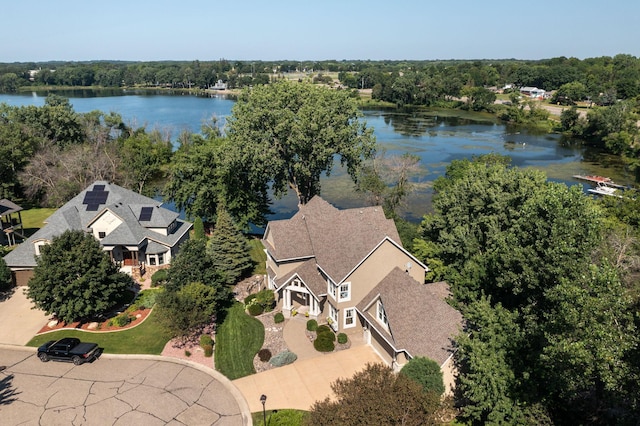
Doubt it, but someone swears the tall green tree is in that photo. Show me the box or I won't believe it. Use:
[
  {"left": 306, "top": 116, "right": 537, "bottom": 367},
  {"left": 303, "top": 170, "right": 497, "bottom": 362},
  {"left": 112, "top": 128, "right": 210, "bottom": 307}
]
[
  {"left": 119, "top": 128, "right": 172, "bottom": 195},
  {"left": 166, "top": 238, "right": 226, "bottom": 293},
  {"left": 0, "top": 257, "right": 11, "bottom": 291},
  {"left": 26, "top": 230, "right": 132, "bottom": 323},
  {"left": 155, "top": 281, "right": 223, "bottom": 338},
  {"left": 164, "top": 128, "right": 270, "bottom": 228},
  {"left": 418, "top": 158, "right": 638, "bottom": 424},
  {"left": 226, "top": 81, "right": 375, "bottom": 205},
  {"left": 206, "top": 208, "right": 253, "bottom": 285},
  {"left": 308, "top": 363, "right": 440, "bottom": 426}
]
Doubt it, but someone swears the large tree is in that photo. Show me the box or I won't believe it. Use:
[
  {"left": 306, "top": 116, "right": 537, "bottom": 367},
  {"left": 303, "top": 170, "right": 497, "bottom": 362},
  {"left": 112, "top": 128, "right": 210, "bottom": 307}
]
[
  {"left": 226, "top": 81, "right": 376, "bottom": 205},
  {"left": 26, "top": 230, "right": 132, "bottom": 323},
  {"left": 206, "top": 207, "right": 253, "bottom": 286},
  {"left": 418, "top": 157, "right": 638, "bottom": 424},
  {"left": 164, "top": 127, "right": 271, "bottom": 228},
  {"left": 308, "top": 363, "right": 440, "bottom": 426}
]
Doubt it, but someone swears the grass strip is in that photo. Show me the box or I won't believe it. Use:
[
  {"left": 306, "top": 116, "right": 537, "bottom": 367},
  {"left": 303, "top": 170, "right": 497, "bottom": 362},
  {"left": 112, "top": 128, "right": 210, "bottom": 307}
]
[
  {"left": 26, "top": 309, "right": 172, "bottom": 354},
  {"left": 215, "top": 302, "right": 264, "bottom": 380}
]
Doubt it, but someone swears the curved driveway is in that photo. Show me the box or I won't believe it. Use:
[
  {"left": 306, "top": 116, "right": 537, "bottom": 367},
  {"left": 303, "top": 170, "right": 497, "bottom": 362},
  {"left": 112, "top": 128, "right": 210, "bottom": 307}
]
[{"left": 0, "top": 345, "right": 250, "bottom": 425}]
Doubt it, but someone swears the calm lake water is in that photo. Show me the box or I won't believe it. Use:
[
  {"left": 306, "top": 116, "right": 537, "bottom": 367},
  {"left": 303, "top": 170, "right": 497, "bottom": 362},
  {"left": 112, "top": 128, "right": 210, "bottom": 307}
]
[{"left": 0, "top": 90, "right": 630, "bottom": 222}]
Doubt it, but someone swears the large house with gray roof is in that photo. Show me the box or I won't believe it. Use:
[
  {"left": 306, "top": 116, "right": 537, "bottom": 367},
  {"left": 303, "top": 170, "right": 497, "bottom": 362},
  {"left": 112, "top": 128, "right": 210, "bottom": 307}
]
[
  {"left": 262, "top": 196, "right": 462, "bottom": 374},
  {"left": 4, "top": 181, "right": 191, "bottom": 286}
]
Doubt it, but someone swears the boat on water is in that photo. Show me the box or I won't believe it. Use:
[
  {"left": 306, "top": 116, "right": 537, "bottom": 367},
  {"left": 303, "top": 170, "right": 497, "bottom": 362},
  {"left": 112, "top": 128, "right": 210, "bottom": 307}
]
[
  {"left": 573, "top": 174, "right": 612, "bottom": 184},
  {"left": 588, "top": 182, "right": 622, "bottom": 198},
  {"left": 573, "top": 175, "right": 627, "bottom": 189}
]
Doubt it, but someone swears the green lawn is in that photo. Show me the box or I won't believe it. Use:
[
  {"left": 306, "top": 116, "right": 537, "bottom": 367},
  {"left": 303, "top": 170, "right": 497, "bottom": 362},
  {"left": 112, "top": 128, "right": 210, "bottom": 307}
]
[
  {"left": 18, "top": 207, "right": 56, "bottom": 238},
  {"left": 215, "top": 302, "right": 264, "bottom": 380},
  {"left": 26, "top": 309, "right": 173, "bottom": 354},
  {"left": 249, "top": 237, "right": 267, "bottom": 275},
  {"left": 252, "top": 409, "right": 308, "bottom": 426}
]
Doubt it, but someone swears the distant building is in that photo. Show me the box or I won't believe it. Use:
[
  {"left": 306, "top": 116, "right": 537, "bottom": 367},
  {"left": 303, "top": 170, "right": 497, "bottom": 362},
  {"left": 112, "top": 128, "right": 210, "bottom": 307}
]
[
  {"left": 210, "top": 80, "right": 227, "bottom": 90},
  {"left": 520, "top": 86, "right": 546, "bottom": 99},
  {"left": 0, "top": 199, "right": 25, "bottom": 247}
]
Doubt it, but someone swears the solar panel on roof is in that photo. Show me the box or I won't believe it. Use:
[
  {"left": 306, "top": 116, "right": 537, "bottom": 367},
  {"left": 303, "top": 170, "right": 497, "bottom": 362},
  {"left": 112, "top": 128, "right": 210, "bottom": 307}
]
[
  {"left": 93, "top": 185, "right": 105, "bottom": 191},
  {"left": 82, "top": 188, "right": 109, "bottom": 206},
  {"left": 86, "top": 204, "right": 99, "bottom": 211},
  {"left": 94, "top": 191, "right": 108, "bottom": 204},
  {"left": 139, "top": 206, "right": 153, "bottom": 221}
]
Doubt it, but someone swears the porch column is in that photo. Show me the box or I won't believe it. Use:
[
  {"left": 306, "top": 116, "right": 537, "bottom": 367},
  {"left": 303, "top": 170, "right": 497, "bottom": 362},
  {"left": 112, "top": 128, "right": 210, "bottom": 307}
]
[{"left": 284, "top": 287, "right": 291, "bottom": 309}]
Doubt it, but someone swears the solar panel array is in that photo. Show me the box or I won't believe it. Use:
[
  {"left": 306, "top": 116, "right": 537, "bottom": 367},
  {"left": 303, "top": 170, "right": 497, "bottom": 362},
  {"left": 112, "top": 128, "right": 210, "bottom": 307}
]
[
  {"left": 82, "top": 187, "right": 109, "bottom": 212},
  {"left": 139, "top": 206, "right": 154, "bottom": 221}
]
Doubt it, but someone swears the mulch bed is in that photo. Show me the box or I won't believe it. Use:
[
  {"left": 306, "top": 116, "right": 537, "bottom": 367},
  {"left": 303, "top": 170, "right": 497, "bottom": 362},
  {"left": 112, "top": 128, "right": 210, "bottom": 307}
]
[{"left": 37, "top": 308, "right": 152, "bottom": 334}]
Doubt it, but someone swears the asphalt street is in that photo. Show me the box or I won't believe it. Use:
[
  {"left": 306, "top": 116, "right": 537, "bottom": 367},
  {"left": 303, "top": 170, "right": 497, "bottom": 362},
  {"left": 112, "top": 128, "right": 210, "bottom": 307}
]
[{"left": 0, "top": 346, "right": 250, "bottom": 425}]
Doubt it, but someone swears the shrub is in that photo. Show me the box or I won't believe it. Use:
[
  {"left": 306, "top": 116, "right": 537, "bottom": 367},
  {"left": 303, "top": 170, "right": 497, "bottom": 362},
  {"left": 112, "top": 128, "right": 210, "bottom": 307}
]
[
  {"left": 200, "top": 334, "right": 214, "bottom": 348},
  {"left": 317, "top": 327, "right": 336, "bottom": 342},
  {"left": 306, "top": 319, "right": 318, "bottom": 331},
  {"left": 203, "top": 344, "right": 213, "bottom": 357},
  {"left": 400, "top": 356, "right": 445, "bottom": 396},
  {"left": 151, "top": 269, "right": 168, "bottom": 287},
  {"left": 337, "top": 333, "right": 348, "bottom": 344},
  {"left": 314, "top": 333, "right": 335, "bottom": 352},
  {"left": 269, "top": 350, "right": 298, "bottom": 367},
  {"left": 185, "top": 350, "right": 191, "bottom": 357},
  {"left": 316, "top": 324, "right": 331, "bottom": 334},
  {"left": 114, "top": 313, "right": 132, "bottom": 327},
  {"left": 135, "top": 290, "right": 159, "bottom": 309},
  {"left": 258, "top": 348, "right": 272, "bottom": 362},
  {"left": 244, "top": 293, "right": 257, "bottom": 305},
  {"left": 274, "top": 312, "right": 285, "bottom": 323},
  {"left": 254, "top": 289, "right": 275, "bottom": 311},
  {"left": 247, "top": 303, "right": 264, "bottom": 316}
]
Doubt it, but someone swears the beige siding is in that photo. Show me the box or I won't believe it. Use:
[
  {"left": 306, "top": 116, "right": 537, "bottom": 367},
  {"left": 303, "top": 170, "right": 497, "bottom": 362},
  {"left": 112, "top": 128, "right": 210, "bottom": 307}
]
[
  {"left": 441, "top": 355, "right": 457, "bottom": 396},
  {"left": 340, "top": 240, "right": 425, "bottom": 311},
  {"left": 369, "top": 328, "right": 394, "bottom": 366},
  {"left": 273, "top": 260, "right": 306, "bottom": 279}
]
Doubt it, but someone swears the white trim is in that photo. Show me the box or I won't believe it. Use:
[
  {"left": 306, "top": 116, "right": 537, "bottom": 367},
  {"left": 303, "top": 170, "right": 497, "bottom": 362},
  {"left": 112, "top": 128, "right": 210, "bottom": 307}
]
[
  {"left": 343, "top": 307, "right": 356, "bottom": 328},
  {"left": 338, "top": 281, "right": 351, "bottom": 302}
]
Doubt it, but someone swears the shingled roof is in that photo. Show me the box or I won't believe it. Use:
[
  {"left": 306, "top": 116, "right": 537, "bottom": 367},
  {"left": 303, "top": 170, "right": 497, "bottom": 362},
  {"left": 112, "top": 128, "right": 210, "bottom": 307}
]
[
  {"left": 356, "top": 267, "right": 463, "bottom": 365},
  {"left": 263, "top": 196, "right": 401, "bottom": 283},
  {"left": 3, "top": 181, "right": 190, "bottom": 268}
]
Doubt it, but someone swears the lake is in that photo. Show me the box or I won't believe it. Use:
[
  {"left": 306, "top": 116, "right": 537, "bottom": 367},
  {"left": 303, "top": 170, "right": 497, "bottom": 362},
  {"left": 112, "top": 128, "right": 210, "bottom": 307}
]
[{"left": 0, "top": 90, "right": 630, "bottom": 222}]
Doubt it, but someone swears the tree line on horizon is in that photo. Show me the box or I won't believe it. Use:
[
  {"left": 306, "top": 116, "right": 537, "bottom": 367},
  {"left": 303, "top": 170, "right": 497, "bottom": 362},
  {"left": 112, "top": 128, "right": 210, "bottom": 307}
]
[{"left": 1, "top": 55, "right": 639, "bottom": 101}]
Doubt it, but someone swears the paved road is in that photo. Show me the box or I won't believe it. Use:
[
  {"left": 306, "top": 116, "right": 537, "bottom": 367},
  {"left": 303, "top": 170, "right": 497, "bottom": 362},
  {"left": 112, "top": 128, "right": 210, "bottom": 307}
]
[{"left": 0, "top": 346, "right": 250, "bottom": 425}]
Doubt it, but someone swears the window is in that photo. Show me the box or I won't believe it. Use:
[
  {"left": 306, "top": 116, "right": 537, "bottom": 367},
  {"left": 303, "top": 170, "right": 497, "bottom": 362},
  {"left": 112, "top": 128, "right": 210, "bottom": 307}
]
[
  {"left": 158, "top": 253, "right": 164, "bottom": 265},
  {"left": 329, "top": 304, "right": 338, "bottom": 330},
  {"left": 339, "top": 282, "right": 351, "bottom": 302},
  {"left": 344, "top": 308, "right": 355, "bottom": 328},
  {"left": 98, "top": 231, "right": 106, "bottom": 239},
  {"left": 328, "top": 280, "right": 337, "bottom": 299},
  {"left": 376, "top": 300, "right": 388, "bottom": 327}
]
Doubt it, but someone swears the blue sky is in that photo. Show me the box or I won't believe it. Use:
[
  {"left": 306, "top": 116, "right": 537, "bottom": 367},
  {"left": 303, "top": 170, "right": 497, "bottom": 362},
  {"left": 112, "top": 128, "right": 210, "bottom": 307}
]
[{"left": 3, "top": 0, "right": 638, "bottom": 62}]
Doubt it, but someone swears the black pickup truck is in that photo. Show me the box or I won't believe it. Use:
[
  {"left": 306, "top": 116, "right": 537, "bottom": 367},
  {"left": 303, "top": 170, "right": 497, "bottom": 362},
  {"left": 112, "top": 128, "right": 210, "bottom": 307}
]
[{"left": 37, "top": 337, "right": 101, "bottom": 365}]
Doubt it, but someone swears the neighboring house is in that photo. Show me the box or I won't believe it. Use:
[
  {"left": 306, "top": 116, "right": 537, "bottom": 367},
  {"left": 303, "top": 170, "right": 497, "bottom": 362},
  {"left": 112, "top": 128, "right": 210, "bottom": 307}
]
[
  {"left": 520, "top": 86, "right": 546, "bottom": 99},
  {"left": 262, "top": 196, "right": 462, "bottom": 373},
  {"left": 3, "top": 181, "right": 191, "bottom": 286},
  {"left": 1, "top": 199, "right": 25, "bottom": 247}
]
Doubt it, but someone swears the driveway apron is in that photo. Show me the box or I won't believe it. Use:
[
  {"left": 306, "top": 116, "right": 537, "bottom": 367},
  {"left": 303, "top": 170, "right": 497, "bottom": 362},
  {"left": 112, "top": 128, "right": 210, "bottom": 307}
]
[{"left": 233, "top": 344, "right": 382, "bottom": 412}]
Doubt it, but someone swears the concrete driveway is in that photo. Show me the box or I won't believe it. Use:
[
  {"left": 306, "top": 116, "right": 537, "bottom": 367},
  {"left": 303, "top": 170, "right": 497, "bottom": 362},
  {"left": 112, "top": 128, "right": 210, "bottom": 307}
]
[
  {"left": 233, "top": 344, "right": 382, "bottom": 412},
  {"left": 0, "top": 288, "right": 49, "bottom": 345},
  {"left": 0, "top": 345, "right": 251, "bottom": 425}
]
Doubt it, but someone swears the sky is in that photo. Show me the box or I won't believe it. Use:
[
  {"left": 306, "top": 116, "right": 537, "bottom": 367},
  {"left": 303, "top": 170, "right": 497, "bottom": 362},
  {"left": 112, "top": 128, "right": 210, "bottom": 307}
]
[{"left": 2, "top": 0, "right": 639, "bottom": 62}]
